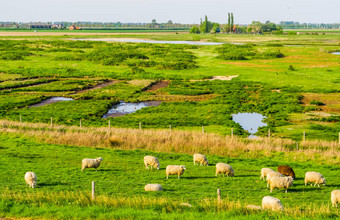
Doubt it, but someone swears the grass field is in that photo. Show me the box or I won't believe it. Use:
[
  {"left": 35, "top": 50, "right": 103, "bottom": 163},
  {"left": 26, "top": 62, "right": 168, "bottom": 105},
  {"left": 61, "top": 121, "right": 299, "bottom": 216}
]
[{"left": 0, "top": 131, "right": 339, "bottom": 219}]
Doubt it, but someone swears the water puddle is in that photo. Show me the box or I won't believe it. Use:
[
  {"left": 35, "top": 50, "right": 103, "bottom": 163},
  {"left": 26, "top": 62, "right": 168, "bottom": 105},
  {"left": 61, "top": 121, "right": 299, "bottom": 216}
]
[
  {"left": 103, "top": 101, "right": 161, "bottom": 118},
  {"left": 77, "top": 38, "right": 223, "bottom": 45},
  {"left": 332, "top": 52, "right": 340, "bottom": 55},
  {"left": 30, "top": 97, "right": 74, "bottom": 107},
  {"left": 232, "top": 112, "right": 267, "bottom": 138}
]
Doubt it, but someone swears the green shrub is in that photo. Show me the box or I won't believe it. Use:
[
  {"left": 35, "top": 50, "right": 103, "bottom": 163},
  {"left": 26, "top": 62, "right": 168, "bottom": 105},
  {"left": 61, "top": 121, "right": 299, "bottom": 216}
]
[{"left": 310, "top": 100, "right": 325, "bottom": 106}]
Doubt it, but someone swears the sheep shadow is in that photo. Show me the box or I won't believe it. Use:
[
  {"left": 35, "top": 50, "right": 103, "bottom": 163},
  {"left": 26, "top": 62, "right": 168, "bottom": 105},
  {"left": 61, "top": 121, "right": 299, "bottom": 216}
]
[
  {"left": 236, "top": 174, "right": 258, "bottom": 178},
  {"left": 96, "top": 169, "right": 118, "bottom": 172},
  {"left": 289, "top": 188, "right": 317, "bottom": 192},
  {"left": 181, "top": 176, "right": 216, "bottom": 180}
]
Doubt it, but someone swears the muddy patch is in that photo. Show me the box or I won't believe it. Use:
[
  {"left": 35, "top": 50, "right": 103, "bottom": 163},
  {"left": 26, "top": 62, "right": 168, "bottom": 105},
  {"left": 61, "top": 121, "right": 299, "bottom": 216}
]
[
  {"left": 30, "top": 97, "right": 74, "bottom": 107},
  {"left": 72, "top": 80, "right": 118, "bottom": 94},
  {"left": 103, "top": 101, "right": 162, "bottom": 118},
  {"left": 191, "top": 75, "right": 239, "bottom": 82},
  {"left": 145, "top": 81, "right": 169, "bottom": 92}
]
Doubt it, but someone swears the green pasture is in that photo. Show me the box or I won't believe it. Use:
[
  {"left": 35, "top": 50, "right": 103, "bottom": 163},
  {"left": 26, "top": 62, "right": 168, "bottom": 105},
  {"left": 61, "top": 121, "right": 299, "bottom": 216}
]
[
  {"left": 0, "top": 133, "right": 339, "bottom": 219},
  {"left": 0, "top": 35, "right": 339, "bottom": 141}
]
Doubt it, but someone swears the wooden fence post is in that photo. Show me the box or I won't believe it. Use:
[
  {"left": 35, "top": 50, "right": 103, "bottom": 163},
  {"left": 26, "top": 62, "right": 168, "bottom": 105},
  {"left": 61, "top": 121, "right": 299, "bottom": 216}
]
[
  {"left": 268, "top": 129, "right": 270, "bottom": 139},
  {"left": 80, "top": 119, "right": 82, "bottom": 128},
  {"left": 108, "top": 120, "right": 111, "bottom": 130},
  {"left": 92, "top": 181, "right": 95, "bottom": 200},
  {"left": 303, "top": 131, "right": 305, "bottom": 142},
  {"left": 217, "top": 188, "right": 221, "bottom": 202},
  {"left": 169, "top": 124, "right": 171, "bottom": 134},
  {"left": 139, "top": 121, "right": 141, "bottom": 130},
  {"left": 296, "top": 142, "right": 299, "bottom": 150},
  {"left": 20, "top": 114, "right": 22, "bottom": 123},
  {"left": 51, "top": 117, "right": 53, "bottom": 127},
  {"left": 231, "top": 128, "right": 233, "bottom": 139},
  {"left": 202, "top": 126, "right": 204, "bottom": 133}
]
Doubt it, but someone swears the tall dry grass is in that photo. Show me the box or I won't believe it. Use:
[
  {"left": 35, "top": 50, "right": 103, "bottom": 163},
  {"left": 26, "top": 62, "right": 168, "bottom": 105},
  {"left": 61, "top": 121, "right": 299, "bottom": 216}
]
[
  {"left": 1, "top": 119, "right": 339, "bottom": 164},
  {"left": 1, "top": 190, "right": 338, "bottom": 218}
]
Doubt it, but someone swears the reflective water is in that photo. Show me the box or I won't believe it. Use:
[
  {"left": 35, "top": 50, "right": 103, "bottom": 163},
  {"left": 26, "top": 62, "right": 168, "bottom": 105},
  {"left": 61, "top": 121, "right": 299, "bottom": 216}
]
[
  {"left": 30, "top": 97, "right": 74, "bottom": 107},
  {"left": 78, "top": 38, "right": 223, "bottom": 45},
  {"left": 332, "top": 52, "right": 340, "bottom": 55},
  {"left": 232, "top": 112, "right": 267, "bottom": 138},
  {"left": 103, "top": 101, "right": 161, "bottom": 118}
]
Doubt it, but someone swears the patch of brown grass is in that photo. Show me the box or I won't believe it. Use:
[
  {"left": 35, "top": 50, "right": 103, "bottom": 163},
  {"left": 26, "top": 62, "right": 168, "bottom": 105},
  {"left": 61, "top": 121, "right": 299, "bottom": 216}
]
[
  {"left": 302, "top": 93, "right": 340, "bottom": 113},
  {"left": 220, "top": 62, "right": 272, "bottom": 68},
  {"left": 1, "top": 120, "right": 339, "bottom": 165}
]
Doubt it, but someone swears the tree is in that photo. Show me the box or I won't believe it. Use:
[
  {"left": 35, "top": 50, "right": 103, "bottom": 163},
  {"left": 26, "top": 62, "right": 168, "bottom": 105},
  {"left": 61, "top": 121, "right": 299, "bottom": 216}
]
[
  {"left": 228, "top": 13, "right": 231, "bottom": 32},
  {"left": 231, "top": 13, "right": 234, "bottom": 32},
  {"left": 211, "top": 23, "right": 220, "bottom": 33},
  {"left": 190, "top": 25, "right": 200, "bottom": 34},
  {"left": 200, "top": 15, "right": 212, "bottom": 33}
]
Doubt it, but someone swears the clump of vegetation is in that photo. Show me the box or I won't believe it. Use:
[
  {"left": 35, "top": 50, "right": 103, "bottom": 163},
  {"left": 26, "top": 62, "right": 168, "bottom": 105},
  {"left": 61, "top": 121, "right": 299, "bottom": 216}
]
[
  {"left": 288, "top": 65, "right": 296, "bottom": 71},
  {"left": 216, "top": 44, "right": 284, "bottom": 60},
  {"left": 310, "top": 100, "right": 325, "bottom": 106}
]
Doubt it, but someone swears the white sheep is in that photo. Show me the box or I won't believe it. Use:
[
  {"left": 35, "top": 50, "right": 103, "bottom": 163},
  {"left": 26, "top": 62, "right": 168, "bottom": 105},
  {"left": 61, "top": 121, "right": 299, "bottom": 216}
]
[
  {"left": 24, "top": 172, "right": 37, "bottom": 188},
  {"left": 260, "top": 168, "right": 275, "bottom": 180},
  {"left": 304, "top": 172, "right": 326, "bottom": 187},
  {"left": 262, "top": 196, "right": 284, "bottom": 211},
  {"left": 215, "top": 163, "right": 234, "bottom": 177},
  {"left": 193, "top": 153, "right": 209, "bottom": 166},
  {"left": 331, "top": 190, "right": 340, "bottom": 207},
  {"left": 144, "top": 156, "right": 160, "bottom": 169},
  {"left": 144, "top": 184, "right": 163, "bottom": 191},
  {"left": 166, "top": 165, "right": 186, "bottom": 179},
  {"left": 269, "top": 176, "right": 294, "bottom": 193},
  {"left": 266, "top": 171, "right": 284, "bottom": 188},
  {"left": 81, "top": 157, "right": 103, "bottom": 171}
]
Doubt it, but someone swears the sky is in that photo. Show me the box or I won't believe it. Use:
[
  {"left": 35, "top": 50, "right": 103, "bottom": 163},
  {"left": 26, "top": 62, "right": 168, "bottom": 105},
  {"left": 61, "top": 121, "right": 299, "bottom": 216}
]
[{"left": 0, "top": 0, "right": 339, "bottom": 24}]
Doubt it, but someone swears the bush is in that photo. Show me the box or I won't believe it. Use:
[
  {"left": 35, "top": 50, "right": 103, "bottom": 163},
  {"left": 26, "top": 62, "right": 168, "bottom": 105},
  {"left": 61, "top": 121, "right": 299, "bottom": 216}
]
[{"left": 310, "top": 100, "right": 325, "bottom": 106}]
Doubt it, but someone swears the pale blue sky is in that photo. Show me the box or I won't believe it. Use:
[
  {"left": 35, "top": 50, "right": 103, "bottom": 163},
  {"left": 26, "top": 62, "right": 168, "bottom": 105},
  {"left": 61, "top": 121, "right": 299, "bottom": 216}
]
[{"left": 0, "top": 0, "right": 339, "bottom": 24}]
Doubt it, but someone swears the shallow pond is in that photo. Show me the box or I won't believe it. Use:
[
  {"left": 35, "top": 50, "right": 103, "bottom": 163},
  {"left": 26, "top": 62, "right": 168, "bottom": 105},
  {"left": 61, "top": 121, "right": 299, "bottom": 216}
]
[
  {"left": 78, "top": 38, "right": 223, "bottom": 45},
  {"left": 232, "top": 112, "right": 267, "bottom": 138},
  {"left": 332, "top": 52, "right": 340, "bottom": 55},
  {"left": 103, "top": 101, "right": 161, "bottom": 118},
  {"left": 30, "top": 97, "right": 74, "bottom": 107}
]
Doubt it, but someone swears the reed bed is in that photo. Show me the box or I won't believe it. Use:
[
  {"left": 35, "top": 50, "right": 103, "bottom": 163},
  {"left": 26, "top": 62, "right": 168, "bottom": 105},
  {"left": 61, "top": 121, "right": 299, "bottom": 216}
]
[{"left": 1, "top": 119, "right": 339, "bottom": 165}]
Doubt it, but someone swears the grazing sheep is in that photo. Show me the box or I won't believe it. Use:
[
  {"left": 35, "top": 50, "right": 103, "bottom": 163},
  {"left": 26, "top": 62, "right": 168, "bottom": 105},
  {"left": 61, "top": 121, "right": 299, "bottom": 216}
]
[
  {"left": 331, "top": 190, "right": 340, "bottom": 207},
  {"left": 215, "top": 163, "right": 234, "bottom": 177},
  {"left": 144, "top": 156, "right": 160, "bottom": 169},
  {"left": 144, "top": 184, "right": 163, "bottom": 191},
  {"left": 262, "top": 196, "right": 284, "bottom": 211},
  {"left": 81, "top": 157, "right": 103, "bottom": 171},
  {"left": 269, "top": 176, "right": 294, "bottom": 193},
  {"left": 180, "top": 203, "right": 192, "bottom": 208},
  {"left": 260, "top": 168, "right": 275, "bottom": 180},
  {"left": 246, "top": 205, "right": 262, "bottom": 210},
  {"left": 266, "top": 171, "right": 284, "bottom": 188},
  {"left": 24, "top": 172, "right": 37, "bottom": 188},
  {"left": 278, "top": 165, "right": 295, "bottom": 179},
  {"left": 166, "top": 165, "right": 186, "bottom": 179},
  {"left": 193, "top": 153, "right": 209, "bottom": 166},
  {"left": 304, "top": 172, "right": 326, "bottom": 187}
]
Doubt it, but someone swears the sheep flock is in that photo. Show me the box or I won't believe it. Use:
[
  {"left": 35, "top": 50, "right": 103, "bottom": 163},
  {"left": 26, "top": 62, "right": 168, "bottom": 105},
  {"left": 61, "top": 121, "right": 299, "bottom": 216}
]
[{"left": 24, "top": 153, "right": 338, "bottom": 213}]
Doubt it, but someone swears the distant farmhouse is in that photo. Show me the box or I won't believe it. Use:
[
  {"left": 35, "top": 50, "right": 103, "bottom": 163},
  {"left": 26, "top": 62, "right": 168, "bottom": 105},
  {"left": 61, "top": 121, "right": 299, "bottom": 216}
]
[{"left": 68, "top": 25, "right": 82, "bottom": 30}]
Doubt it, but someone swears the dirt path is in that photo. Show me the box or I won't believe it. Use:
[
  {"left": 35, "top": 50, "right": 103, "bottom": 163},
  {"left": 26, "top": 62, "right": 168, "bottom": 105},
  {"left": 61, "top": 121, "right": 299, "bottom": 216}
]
[{"left": 145, "top": 81, "right": 170, "bottom": 92}]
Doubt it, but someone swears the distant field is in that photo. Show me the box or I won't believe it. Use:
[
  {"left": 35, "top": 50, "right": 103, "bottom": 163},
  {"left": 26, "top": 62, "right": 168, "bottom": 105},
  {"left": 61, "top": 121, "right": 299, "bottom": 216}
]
[{"left": 0, "top": 34, "right": 339, "bottom": 141}]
